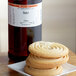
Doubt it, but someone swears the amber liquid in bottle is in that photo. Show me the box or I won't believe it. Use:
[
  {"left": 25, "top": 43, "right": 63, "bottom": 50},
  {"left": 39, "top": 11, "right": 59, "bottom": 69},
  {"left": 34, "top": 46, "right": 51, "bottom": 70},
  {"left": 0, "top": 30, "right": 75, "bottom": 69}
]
[{"left": 8, "top": 0, "right": 42, "bottom": 62}]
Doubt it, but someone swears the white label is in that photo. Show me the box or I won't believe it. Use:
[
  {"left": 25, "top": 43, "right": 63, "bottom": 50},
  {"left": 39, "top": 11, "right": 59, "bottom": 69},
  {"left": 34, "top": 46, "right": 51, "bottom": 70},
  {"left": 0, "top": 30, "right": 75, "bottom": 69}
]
[{"left": 8, "top": 2, "right": 42, "bottom": 27}]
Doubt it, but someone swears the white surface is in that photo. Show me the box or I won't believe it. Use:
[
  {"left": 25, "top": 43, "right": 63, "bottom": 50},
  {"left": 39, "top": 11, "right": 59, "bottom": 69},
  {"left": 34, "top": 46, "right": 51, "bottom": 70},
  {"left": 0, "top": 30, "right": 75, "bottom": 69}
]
[{"left": 8, "top": 61, "right": 76, "bottom": 76}]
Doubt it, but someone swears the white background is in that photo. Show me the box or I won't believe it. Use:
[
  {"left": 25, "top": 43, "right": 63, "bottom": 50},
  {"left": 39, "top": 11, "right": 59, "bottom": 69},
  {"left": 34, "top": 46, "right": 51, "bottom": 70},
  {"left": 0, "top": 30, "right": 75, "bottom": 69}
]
[{"left": 0, "top": 0, "right": 76, "bottom": 53}]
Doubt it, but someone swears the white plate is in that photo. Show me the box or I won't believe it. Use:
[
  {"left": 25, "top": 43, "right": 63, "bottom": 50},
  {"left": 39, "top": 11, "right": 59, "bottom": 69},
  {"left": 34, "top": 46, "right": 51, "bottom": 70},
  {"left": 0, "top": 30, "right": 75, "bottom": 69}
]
[{"left": 8, "top": 61, "right": 76, "bottom": 76}]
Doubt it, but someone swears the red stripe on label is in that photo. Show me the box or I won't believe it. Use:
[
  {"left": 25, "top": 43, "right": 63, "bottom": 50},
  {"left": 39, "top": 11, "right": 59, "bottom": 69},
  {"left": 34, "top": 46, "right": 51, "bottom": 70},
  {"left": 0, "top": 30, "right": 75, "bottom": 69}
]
[{"left": 8, "top": 2, "right": 38, "bottom": 8}]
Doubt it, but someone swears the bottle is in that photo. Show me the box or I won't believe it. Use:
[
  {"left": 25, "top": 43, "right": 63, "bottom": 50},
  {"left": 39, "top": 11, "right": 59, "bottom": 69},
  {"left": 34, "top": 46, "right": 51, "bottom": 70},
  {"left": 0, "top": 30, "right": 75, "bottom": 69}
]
[{"left": 8, "top": 0, "right": 42, "bottom": 62}]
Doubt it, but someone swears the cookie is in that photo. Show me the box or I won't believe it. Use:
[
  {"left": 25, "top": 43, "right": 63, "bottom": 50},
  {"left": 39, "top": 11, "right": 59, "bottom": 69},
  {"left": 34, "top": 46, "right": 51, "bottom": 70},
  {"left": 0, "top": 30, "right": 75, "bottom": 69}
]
[
  {"left": 25, "top": 41, "right": 69, "bottom": 76},
  {"left": 29, "top": 41, "right": 69, "bottom": 58},
  {"left": 26, "top": 54, "right": 69, "bottom": 69},
  {"left": 24, "top": 65, "right": 63, "bottom": 76}
]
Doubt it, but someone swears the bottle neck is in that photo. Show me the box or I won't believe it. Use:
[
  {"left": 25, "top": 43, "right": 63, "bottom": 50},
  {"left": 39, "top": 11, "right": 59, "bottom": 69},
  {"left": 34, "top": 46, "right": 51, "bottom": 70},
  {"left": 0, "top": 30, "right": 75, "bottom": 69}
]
[{"left": 8, "top": 0, "right": 42, "bottom": 4}]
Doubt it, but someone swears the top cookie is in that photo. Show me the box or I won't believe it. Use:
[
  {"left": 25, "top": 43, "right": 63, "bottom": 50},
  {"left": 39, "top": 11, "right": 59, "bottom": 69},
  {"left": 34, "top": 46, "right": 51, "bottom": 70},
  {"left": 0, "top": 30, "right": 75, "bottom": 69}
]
[{"left": 29, "top": 41, "right": 69, "bottom": 58}]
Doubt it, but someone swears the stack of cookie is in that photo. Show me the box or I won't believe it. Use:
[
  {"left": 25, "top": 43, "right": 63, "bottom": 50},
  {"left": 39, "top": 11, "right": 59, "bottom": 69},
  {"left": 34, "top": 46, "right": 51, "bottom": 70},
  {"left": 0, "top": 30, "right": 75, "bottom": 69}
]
[{"left": 24, "top": 41, "right": 69, "bottom": 76}]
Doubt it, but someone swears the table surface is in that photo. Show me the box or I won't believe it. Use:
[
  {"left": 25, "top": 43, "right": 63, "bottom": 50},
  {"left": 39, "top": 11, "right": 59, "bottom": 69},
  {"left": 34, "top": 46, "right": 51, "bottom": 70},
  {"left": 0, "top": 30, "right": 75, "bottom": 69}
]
[{"left": 0, "top": 51, "right": 76, "bottom": 76}]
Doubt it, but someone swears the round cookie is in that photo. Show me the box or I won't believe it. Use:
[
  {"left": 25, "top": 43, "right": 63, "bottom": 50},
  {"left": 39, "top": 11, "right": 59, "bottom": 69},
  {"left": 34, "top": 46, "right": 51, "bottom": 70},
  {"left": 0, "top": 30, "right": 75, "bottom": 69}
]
[
  {"left": 26, "top": 54, "right": 69, "bottom": 69},
  {"left": 29, "top": 41, "right": 69, "bottom": 58},
  {"left": 24, "top": 65, "right": 63, "bottom": 76}
]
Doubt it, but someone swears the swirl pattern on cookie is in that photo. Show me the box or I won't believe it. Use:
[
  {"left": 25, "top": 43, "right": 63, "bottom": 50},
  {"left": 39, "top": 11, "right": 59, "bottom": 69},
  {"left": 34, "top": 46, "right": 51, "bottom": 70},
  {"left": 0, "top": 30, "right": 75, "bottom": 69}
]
[
  {"left": 24, "top": 65, "right": 63, "bottom": 76},
  {"left": 29, "top": 41, "right": 69, "bottom": 58},
  {"left": 26, "top": 54, "right": 69, "bottom": 69}
]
